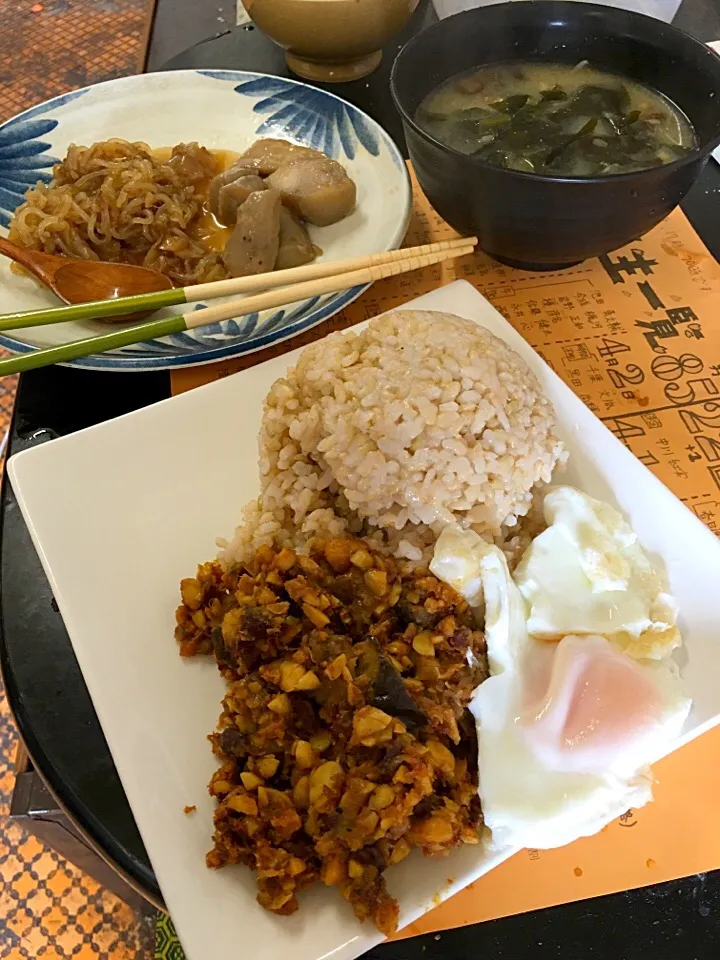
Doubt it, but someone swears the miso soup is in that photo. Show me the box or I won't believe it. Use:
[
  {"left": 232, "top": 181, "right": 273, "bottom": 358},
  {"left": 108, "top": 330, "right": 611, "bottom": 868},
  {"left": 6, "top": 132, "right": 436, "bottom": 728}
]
[{"left": 417, "top": 61, "right": 696, "bottom": 177}]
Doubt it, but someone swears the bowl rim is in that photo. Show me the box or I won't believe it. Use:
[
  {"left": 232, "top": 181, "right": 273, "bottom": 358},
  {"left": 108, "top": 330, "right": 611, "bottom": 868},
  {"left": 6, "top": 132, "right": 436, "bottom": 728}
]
[{"left": 390, "top": 0, "right": 720, "bottom": 186}]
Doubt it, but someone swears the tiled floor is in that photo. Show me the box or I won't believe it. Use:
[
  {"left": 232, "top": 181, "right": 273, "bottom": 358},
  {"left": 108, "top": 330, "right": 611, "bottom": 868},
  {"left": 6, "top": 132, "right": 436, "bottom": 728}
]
[{"left": 0, "top": 0, "right": 154, "bottom": 121}]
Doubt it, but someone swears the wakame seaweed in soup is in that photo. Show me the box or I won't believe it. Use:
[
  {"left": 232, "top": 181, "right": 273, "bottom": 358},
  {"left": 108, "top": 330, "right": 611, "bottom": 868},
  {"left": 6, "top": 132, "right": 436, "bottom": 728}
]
[{"left": 416, "top": 61, "right": 696, "bottom": 177}]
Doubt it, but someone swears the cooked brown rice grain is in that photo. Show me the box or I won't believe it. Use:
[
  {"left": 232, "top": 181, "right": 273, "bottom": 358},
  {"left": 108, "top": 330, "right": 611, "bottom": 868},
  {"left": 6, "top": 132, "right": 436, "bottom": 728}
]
[{"left": 220, "top": 310, "right": 565, "bottom": 567}]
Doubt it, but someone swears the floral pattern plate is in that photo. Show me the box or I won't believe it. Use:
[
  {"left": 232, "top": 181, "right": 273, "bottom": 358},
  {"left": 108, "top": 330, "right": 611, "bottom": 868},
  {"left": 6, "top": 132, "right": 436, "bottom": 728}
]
[{"left": 0, "top": 70, "right": 411, "bottom": 371}]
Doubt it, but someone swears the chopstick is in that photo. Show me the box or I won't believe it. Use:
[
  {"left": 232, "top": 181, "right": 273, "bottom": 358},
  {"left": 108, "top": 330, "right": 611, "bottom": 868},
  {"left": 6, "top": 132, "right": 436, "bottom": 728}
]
[
  {"left": 0, "top": 237, "right": 477, "bottom": 331},
  {"left": 0, "top": 240, "right": 476, "bottom": 376}
]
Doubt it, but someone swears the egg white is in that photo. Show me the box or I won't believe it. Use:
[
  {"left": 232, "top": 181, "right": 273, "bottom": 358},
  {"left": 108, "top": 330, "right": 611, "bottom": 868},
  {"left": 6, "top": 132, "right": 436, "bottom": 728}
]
[
  {"left": 430, "top": 488, "right": 691, "bottom": 852},
  {"left": 513, "top": 486, "right": 680, "bottom": 660}
]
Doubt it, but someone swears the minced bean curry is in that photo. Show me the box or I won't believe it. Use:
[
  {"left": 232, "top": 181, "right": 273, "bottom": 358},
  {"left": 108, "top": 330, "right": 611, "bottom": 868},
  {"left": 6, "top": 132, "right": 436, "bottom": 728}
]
[{"left": 175, "top": 536, "right": 489, "bottom": 935}]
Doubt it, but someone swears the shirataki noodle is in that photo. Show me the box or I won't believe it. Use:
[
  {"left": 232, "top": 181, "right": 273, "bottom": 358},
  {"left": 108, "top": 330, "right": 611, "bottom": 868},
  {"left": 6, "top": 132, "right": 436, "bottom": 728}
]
[{"left": 8, "top": 139, "right": 228, "bottom": 286}]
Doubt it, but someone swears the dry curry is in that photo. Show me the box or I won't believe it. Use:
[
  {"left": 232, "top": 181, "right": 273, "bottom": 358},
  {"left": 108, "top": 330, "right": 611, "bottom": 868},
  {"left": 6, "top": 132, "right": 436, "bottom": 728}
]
[{"left": 175, "top": 536, "right": 488, "bottom": 935}]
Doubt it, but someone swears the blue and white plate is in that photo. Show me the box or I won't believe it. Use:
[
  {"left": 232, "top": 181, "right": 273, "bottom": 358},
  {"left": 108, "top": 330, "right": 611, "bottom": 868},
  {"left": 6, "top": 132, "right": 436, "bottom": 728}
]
[{"left": 0, "top": 70, "right": 411, "bottom": 371}]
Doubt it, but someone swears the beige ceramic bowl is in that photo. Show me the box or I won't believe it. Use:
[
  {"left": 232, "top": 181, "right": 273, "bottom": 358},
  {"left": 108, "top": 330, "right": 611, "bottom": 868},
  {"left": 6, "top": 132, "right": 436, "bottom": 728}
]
[{"left": 242, "top": 0, "right": 420, "bottom": 82}]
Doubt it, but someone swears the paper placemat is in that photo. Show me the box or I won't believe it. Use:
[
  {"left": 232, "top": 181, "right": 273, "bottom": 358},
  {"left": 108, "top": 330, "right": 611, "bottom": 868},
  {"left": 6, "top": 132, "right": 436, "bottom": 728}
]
[{"left": 170, "top": 168, "right": 720, "bottom": 934}]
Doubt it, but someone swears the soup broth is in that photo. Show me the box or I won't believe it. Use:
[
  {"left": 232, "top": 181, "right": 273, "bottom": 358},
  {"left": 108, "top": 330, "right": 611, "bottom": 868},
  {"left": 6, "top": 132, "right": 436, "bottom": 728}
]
[{"left": 417, "top": 61, "right": 696, "bottom": 177}]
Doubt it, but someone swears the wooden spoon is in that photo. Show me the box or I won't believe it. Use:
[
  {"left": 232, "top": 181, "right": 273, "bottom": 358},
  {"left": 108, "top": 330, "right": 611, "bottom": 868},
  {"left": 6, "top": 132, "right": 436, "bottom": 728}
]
[{"left": 0, "top": 237, "right": 172, "bottom": 318}]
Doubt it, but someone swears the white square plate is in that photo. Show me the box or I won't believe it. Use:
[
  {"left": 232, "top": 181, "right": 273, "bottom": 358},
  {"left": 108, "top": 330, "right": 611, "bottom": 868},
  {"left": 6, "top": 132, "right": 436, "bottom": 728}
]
[{"left": 9, "top": 280, "right": 720, "bottom": 960}]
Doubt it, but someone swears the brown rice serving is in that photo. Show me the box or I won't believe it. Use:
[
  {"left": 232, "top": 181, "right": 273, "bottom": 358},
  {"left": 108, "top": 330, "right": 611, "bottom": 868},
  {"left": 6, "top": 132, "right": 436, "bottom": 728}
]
[{"left": 220, "top": 310, "right": 565, "bottom": 568}]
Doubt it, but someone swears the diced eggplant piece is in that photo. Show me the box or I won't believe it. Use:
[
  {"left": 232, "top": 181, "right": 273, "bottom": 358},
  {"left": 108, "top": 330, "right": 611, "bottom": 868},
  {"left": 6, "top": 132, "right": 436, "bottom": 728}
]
[{"left": 359, "top": 639, "right": 427, "bottom": 734}]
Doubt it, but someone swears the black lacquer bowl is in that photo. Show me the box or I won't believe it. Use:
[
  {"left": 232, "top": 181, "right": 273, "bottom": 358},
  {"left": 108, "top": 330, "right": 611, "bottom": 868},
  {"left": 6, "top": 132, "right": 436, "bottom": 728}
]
[{"left": 391, "top": 1, "right": 720, "bottom": 269}]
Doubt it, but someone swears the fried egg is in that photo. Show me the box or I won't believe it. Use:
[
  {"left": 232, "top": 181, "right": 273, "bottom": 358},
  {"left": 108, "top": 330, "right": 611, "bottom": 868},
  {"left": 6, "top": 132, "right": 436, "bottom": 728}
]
[
  {"left": 513, "top": 486, "right": 680, "bottom": 660},
  {"left": 430, "top": 490, "right": 691, "bottom": 851}
]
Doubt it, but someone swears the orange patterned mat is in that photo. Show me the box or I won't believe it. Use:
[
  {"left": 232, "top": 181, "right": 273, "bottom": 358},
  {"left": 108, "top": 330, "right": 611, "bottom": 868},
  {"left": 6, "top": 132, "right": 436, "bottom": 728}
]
[
  {"left": 0, "top": 694, "right": 149, "bottom": 960},
  {"left": 0, "top": 2, "right": 157, "bottom": 957}
]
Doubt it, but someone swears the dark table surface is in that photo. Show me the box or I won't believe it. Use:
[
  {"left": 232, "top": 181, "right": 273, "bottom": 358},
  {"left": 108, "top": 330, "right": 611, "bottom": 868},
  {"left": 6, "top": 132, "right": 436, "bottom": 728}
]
[{"left": 2, "top": 1, "right": 720, "bottom": 956}]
